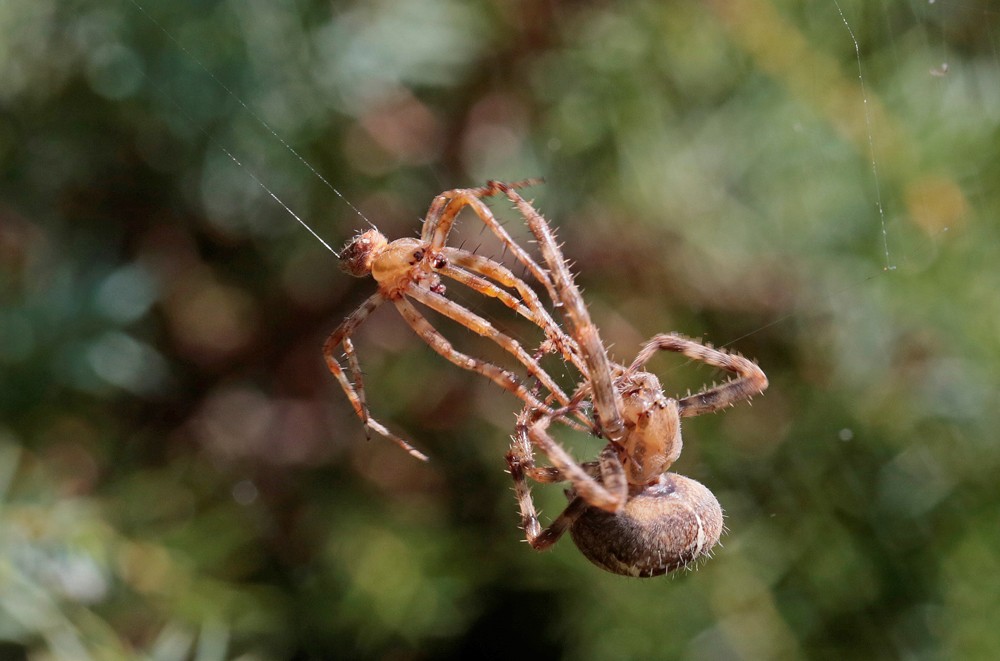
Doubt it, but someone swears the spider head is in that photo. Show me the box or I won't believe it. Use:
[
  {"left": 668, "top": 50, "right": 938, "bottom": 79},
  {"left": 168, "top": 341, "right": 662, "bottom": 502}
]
[{"left": 339, "top": 229, "right": 388, "bottom": 277}]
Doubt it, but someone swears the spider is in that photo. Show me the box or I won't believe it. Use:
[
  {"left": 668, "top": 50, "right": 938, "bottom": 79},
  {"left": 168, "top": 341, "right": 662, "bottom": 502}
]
[
  {"left": 324, "top": 180, "right": 591, "bottom": 460},
  {"left": 495, "top": 182, "right": 769, "bottom": 577}
]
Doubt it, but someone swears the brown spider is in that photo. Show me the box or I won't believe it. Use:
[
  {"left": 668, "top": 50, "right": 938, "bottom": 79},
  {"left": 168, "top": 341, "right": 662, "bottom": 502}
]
[
  {"left": 324, "top": 181, "right": 590, "bottom": 460},
  {"left": 496, "top": 183, "right": 769, "bottom": 577}
]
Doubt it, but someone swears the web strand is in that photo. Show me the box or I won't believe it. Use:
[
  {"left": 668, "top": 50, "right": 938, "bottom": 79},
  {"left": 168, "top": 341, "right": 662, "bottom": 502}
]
[
  {"left": 134, "top": 65, "right": 340, "bottom": 256},
  {"left": 834, "top": 0, "right": 895, "bottom": 272},
  {"left": 126, "top": 0, "right": 366, "bottom": 252}
]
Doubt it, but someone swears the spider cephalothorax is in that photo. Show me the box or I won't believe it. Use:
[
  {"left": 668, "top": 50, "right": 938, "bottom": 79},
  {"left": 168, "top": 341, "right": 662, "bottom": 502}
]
[{"left": 340, "top": 231, "right": 446, "bottom": 298}]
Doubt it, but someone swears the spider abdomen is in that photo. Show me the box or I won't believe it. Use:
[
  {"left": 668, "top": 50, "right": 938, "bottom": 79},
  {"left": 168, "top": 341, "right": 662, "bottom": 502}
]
[{"left": 569, "top": 473, "right": 723, "bottom": 577}]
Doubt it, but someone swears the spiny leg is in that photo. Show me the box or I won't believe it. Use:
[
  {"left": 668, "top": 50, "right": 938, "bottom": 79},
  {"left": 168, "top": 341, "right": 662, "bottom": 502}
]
[
  {"left": 436, "top": 263, "right": 592, "bottom": 432},
  {"left": 344, "top": 337, "right": 367, "bottom": 428},
  {"left": 506, "top": 417, "right": 543, "bottom": 543},
  {"left": 392, "top": 297, "right": 566, "bottom": 422},
  {"left": 439, "top": 260, "right": 571, "bottom": 364},
  {"left": 506, "top": 419, "right": 593, "bottom": 550},
  {"left": 362, "top": 418, "right": 429, "bottom": 462},
  {"left": 528, "top": 497, "right": 591, "bottom": 551},
  {"left": 323, "top": 292, "right": 383, "bottom": 424},
  {"left": 497, "top": 183, "right": 626, "bottom": 443},
  {"left": 405, "top": 284, "right": 581, "bottom": 418},
  {"left": 422, "top": 179, "right": 541, "bottom": 249},
  {"left": 442, "top": 247, "right": 588, "bottom": 376},
  {"left": 322, "top": 293, "right": 428, "bottom": 460},
  {"left": 627, "top": 333, "right": 769, "bottom": 417},
  {"left": 508, "top": 409, "right": 604, "bottom": 484},
  {"left": 422, "top": 184, "right": 560, "bottom": 306},
  {"left": 521, "top": 408, "right": 628, "bottom": 513},
  {"left": 507, "top": 406, "right": 611, "bottom": 550}
]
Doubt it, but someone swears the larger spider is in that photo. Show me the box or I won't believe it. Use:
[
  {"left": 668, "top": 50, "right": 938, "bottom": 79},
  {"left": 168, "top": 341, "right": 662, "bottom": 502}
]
[
  {"left": 324, "top": 181, "right": 590, "bottom": 460},
  {"left": 497, "top": 183, "right": 769, "bottom": 577}
]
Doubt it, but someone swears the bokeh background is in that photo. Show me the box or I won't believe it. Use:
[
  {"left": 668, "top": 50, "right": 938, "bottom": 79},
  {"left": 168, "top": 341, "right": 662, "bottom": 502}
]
[{"left": 2, "top": 0, "right": 998, "bottom": 659}]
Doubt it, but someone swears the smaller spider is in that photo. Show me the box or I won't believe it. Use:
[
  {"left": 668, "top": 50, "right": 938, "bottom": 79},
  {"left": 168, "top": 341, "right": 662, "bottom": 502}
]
[
  {"left": 497, "top": 183, "right": 768, "bottom": 577},
  {"left": 325, "top": 181, "right": 589, "bottom": 460}
]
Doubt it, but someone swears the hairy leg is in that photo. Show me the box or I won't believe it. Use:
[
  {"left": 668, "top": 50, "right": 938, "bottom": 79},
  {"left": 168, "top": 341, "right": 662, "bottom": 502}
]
[
  {"left": 497, "top": 183, "right": 626, "bottom": 443},
  {"left": 627, "top": 333, "right": 768, "bottom": 417},
  {"left": 322, "top": 292, "right": 428, "bottom": 460}
]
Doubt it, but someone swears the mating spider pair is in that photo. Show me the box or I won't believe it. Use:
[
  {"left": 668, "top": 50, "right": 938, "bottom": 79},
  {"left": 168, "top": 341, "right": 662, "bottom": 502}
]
[{"left": 324, "top": 181, "right": 768, "bottom": 577}]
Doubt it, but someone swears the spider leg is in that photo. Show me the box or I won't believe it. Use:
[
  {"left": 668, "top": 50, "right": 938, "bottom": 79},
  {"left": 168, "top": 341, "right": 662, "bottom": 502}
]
[
  {"left": 498, "top": 183, "right": 626, "bottom": 443},
  {"left": 627, "top": 333, "right": 769, "bottom": 417},
  {"left": 422, "top": 188, "right": 560, "bottom": 305},
  {"left": 443, "top": 247, "right": 588, "bottom": 376},
  {"left": 508, "top": 410, "right": 602, "bottom": 485},
  {"left": 421, "top": 179, "right": 541, "bottom": 246},
  {"left": 404, "top": 283, "right": 582, "bottom": 421},
  {"left": 323, "top": 292, "right": 382, "bottom": 424},
  {"left": 506, "top": 422, "right": 544, "bottom": 542},
  {"left": 433, "top": 263, "right": 593, "bottom": 432},
  {"left": 392, "top": 296, "right": 569, "bottom": 423},
  {"left": 473, "top": 177, "right": 544, "bottom": 197},
  {"left": 322, "top": 293, "right": 429, "bottom": 460},
  {"left": 361, "top": 417, "right": 430, "bottom": 462},
  {"left": 506, "top": 423, "right": 590, "bottom": 550},
  {"left": 506, "top": 407, "right": 619, "bottom": 549},
  {"left": 518, "top": 407, "right": 628, "bottom": 514},
  {"left": 344, "top": 337, "right": 367, "bottom": 430}
]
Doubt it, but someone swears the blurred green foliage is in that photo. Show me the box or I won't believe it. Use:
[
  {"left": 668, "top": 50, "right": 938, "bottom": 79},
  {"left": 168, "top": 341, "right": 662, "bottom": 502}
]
[{"left": 1, "top": 0, "right": 999, "bottom": 659}]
